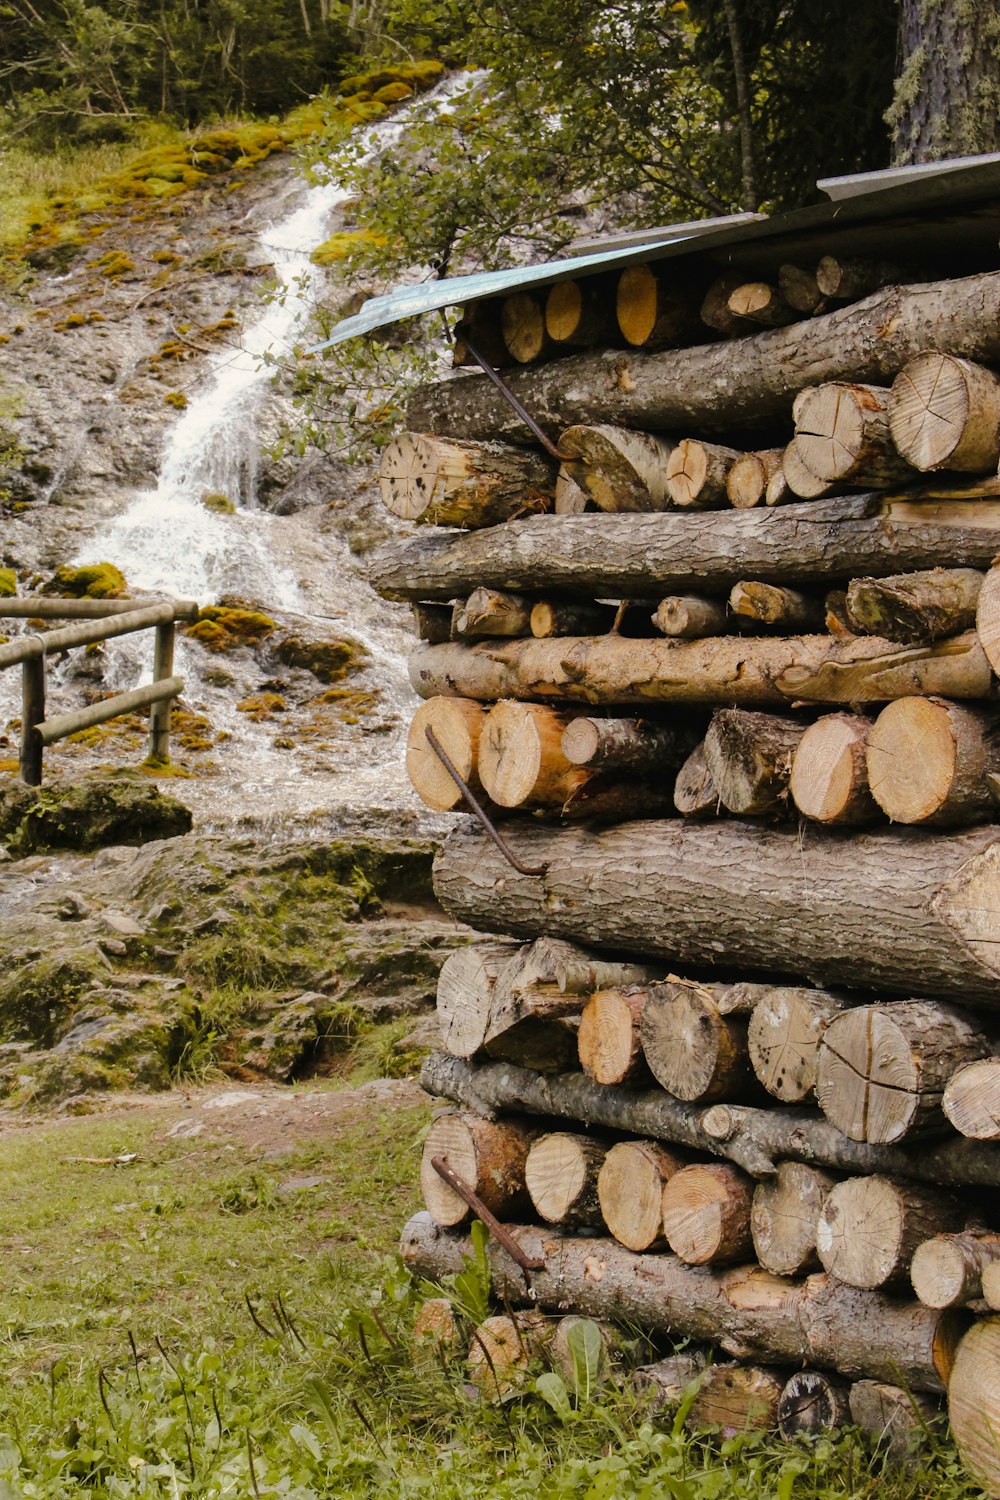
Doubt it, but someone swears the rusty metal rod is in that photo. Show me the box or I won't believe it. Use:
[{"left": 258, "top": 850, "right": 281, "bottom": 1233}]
[
  {"left": 424, "top": 725, "right": 548, "bottom": 878},
  {"left": 430, "top": 1156, "right": 545, "bottom": 1272},
  {"left": 460, "top": 332, "right": 572, "bottom": 462}
]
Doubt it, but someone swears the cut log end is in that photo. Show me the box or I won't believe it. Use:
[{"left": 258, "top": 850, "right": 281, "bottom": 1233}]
[
  {"left": 597, "top": 1139, "right": 683, "bottom": 1252},
  {"left": 789, "top": 713, "right": 877, "bottom": 825},
  {"left": 406, "top": 697, "right": 484, "bottom": 812},
  {"left": 660, "top": 1162, "right": 753, "bottom": 1265}
]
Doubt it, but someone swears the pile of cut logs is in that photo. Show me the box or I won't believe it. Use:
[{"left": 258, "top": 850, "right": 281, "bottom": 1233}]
[{"left": 369, "top": 253, "right": 1000, "bottom": 1492}]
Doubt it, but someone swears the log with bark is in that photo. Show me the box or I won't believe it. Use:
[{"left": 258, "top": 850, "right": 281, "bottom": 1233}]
[
  {"left": 747, "top": 986, "right": 851, "bottom": 1103},
  {"left": 639, "top": 979, "right": 754, "bottom": 1102},
  {"left": 728, "top": 581, "right": 825, "bottom": 631},
  {"left": 702, "top": 709, "right": 805, "bottom": 817},
  {"left": 419, "top": 1109, "right": 534, "bottom": 1227},
  {"left": 561, "top": 716, "right": 700, "bottom": 774},
  {"left": 555, "top": 464, "right": 591, "bottom": 514},
  {"left": 778, "top": 441, "right": 841, "bottom": 501},
  {"left": 778, "top": 264, "right": 824, "bottom": 315},
  {"left": 545, "top": 278, "right": 616, "bottom": 349},
  {"left": 577, "top": 987, "right": 650, "bottom": 1085},
  {"left": 866, "top": 696, "right": 1000, "bottom": 827},
  {"left": 378, "top": 432, "right": 554, "bottom": 526},
  {"left": 947, "top": 1318, "right": 1000, "bottom": 1497},
  {"left": 846, "top": 567, "right": 984, "bottom": 641},
  {"left": 661, "top": 1162, "right": 755, "bottom": 1266},
  {"left": 816, "top": 1175, "right": 963, "bottom": 1289},
  {"left": 479, "top": 701, "right": 588, "bottom": 808},
  {"left": 816, "top": 999, "right": 992, "bottom": 1144},
  {"left": 750, "top": 1161, "right": 838, "bottom": 1277},
  {"left": 435, "top": 942, "right": 520, "bottom": 1058},
  {"left": 501, "top": 291, "right": 552, "bottom": 364},
  {"left": 687, "top": 1363, "right": 784, "bottom": 1433},
  {"left": 558, "top": 423, "right": 675, "bottom": 513},
  {"left": 408, "top": 630, "right": 992, "bottom": 712},
  {"left": 411, "top": 1297, "right": 463, "bottom": 1365},
  {"left": 597, "top": 1139, "right": 685, "bottom": 1252},
  {"left": 632, "top": 1350, "right": 711, "bottom": 1411},
  {"left": 468, "top": 1311, "right": 552, "bottom": 1399},
  {"left": 369, "top": 494, "right": 1000, "bottom": 603},
  {"left": 978, "top": 561, "right": 1000, "bottom": 677},
  {"left": 673, "top": 742, "right": 720, "bottom": 817},
  {"left": 406, "top": 696, "right": 486, "bottom": 812},
  {"left": 431, "top": 817, "right": 1000, "bottom": 1007},
  {"left": 891, "top": 353, "right": 1000, "bottom": 473},
  {"left": 420, "top": 1053, "right": 1000, "bottom": 1186},
  {"left": 813, "top": 257, "right": 913, "bottom": 301},
  {"left": 652, "top": 595, "right": 729, "bottom": 638},
  {"left": 911, "top": 1230, "right": 1000, "bottom": 1309},
  {"left": 777, "top": 1370, "right": 851, "bottom": 1438},
  {"left": 666, "top": 440, "right": 742, "bottom": 509},
  {"left": 530, "top": 599, "right": 616, "bottom": 638},
  {"left": 849, "top": 1380, "right": 944, "bottom": 1464},
  {"left": 943, "top": 1057, "right": 1000, "bottom": 1140},
  {"left": 616, "top": 265, "right": 702, "bottom": 349},
  {"left": 700, "top": 273, "right": 749, "bottom": 337},
  {"left": 401, "top": 1211, "right": 966, "bottom": 1391},
  {"left": 727, "top": 282, "right": 796, "bottom": 328},
  {"left": 451, "top": 587, "right": 532, "bottom": 640},
  {"left": 407, "top": 270, "right": 1000, "bottom": 443},
  {"left": 792, "top": 382, "right": 913, "bottom": 488},
  {"left": 788, "top": 714, "right": 878, "bottom": 826},
  {"left": 494, "top": 936, "right": 663, "bottom": 1022},
  {"left": 524, "top": 1131, "right": 607, "bottom": 1228},
  {"left": 726, "top": 449, "right": 785, "bottom": 509}
]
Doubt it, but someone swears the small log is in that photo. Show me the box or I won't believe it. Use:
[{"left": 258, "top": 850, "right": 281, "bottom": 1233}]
[
  {"left": 452, "top": 587, "right": 532, "bottom": 640},
  {"left": 406, "top": 696, "right": 485, "bottom": 812},
  {"left": 849, "top": 1380, "right": 943, "bottom": 1463},
  {"left": 411, "top": 1297, "right": 463, "bottom": 1365},
  {"left": 597, "top": 1139, "right": 685, "bottom": 1252},
  {"left": 632, "top": 1350, "right": 711, "bottom": 1411},
  {"left": 378, "top": 432, "right": 554, "bottom": 527},
  {"left": 702, "top": 708, "right": 805, "bottom": 817},
  {"left": 452, "top": 299, "right": 510, "bottom": 368},
  {"left": 824, "top": 589, "right": 855, "bottom": 636},
  {"left": 687, "top": 1363, "right": 784, "bottom": 1433},
  {"left": 751, "top": 1161, "right": 838, "bottom": 1277},
  {"left": 562, "top": 716, "right": 698, "bottom": 773},
  {"left": 468, "top": 1311, "right": 551, "bottom": 1399},
  {"left": 411, "top": 603, "right": 452, "bottom": 643},
  {"left": 777, "top": 1369, "right": 850, "bottom": 1438},
  {"left": 420, "top": 1110, "right": 534, "bottom": 1227},
  {"left": 890, "top": 352, "right": 1000, "bottom": 473},
  {"left": 943, "top": 1057, "right": 1000, "bottom": 1140},
  {"left": 652, "top": 595, "right": 729, "bottom": 638},
  {"left": 639, "top": 979, "right": 753, "bottom": 1103},
  {"left": 747, "top": 986, "right": 851, "bottom": 1103},
  {"left": 777, "top": 441, "right": 840, "bottom": 500},
  {"left": 947, "top": 1320, "right": 1000, "bottom": 1495},
  {"left": 793, "top": 382, "right": 913, "bottom": 487},
  {"left": 816, "top": 999, "right": 992, "bottom": 1145},
  {"left": 494, "top": 936, "right": 662, "bottom": 1021},
  {"left": 479, "top": 701, "right": 587, "bottom": 808},
  {"left": 726, "top": 449, "right": 785, "bottom": 509},
  {"left": 788, "top": 714, "right": 879, "bottom": 826},
  {"left": 555, "top": 464, "right": 591, "bottom": 514},
  {"left": 816, "top": 1175, "right": 963, "bottom": 1289},
  {"left": 673, "top": 742, "right": 720, "bottom": 817},
  {"left": 911, "top": 1230, "right": 1000, "bottom": 1309},
  {"left": 660, "top": 1162, "right": 755, "bottom": 1265},
  {"left": 866, "top": 695, "right": 1000, "bottom": 826},
  {"left": 814, "top": 256, "right": 909, "bottom": 300},
  {"left": 525, "top": 1132, "right": 607, "bottom": 1228},
  {"left": 501, "top": 291, "right": 552, "bottom": 364},
  {"left": 545, "top": 279, "right": 615, "bottom": 348},
  {"left": 558, "top": 423, "right": 675, "bottom": 513},
  {"left": 728, "top": 580, "right": 825, "bottom": 631},
  {"left": 978, "top": 561, "right": 1000, "bottom": 675},
  {"left": 846, "top": 567, "right": 984, "bottom": 641},
  {"left": 666, "top": 440, "right": 742, "bottom": 510},
  {"left": 616, "top": 265, "right": 700, "bottom": 349},
  {"left": 530, "top": 599, "right": 616, "bottom": 637},
  {"left": 727, "top": 282, "right": 796, "bottom": 328},
  {"left": 778, "top": 263, "right": 824, "bottom": 314},
  {"left": 435, "top": 941, "right": 520, "bottom": 1058},
  {"left": 578, "top": 987, "right": 650, "bottom": 1085},
  {"left": 700, "top": 272, "right": 749, "bottom": 337}
]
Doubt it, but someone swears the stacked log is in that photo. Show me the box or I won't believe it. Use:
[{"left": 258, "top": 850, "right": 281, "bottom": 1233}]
[{"left": 369, "top": 256, "right": 1000, "bottom": 1488}]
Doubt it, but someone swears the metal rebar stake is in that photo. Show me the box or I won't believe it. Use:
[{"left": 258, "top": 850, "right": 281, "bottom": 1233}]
[
  {"left": 424, "top": 725, "right": 548, "bottom": 878},
  {"left": 460, "top": 332, "right": 572, "bottom": 463},
  {"left": 430, "top": 1156, "right": 545, "bottom": 1272}
]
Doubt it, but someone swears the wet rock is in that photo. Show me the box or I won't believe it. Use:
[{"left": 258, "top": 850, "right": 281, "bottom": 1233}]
[
  {"left": 0, "top": 771, "right": 192, "bottom": 855},
  {"left": 272, "top": 631, "right": 369, "bottom": 683}
]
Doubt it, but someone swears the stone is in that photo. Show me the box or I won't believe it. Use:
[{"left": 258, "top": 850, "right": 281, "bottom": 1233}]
[
  {"left": 101, "top": 909, "right": 144, "bottom": 937},
  {"left": 0, "top": 771, "right": 192, "bottom": 856}
]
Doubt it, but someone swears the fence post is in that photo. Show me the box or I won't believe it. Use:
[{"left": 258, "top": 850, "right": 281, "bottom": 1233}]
[
  {"left": 148, "top": 621, "right": 176, "bottom": 764},
  {"left": 20, "top": 651, "right": 45, "bottom": 786}
]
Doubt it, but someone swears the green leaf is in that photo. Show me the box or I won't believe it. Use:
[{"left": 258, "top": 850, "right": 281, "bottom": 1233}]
[
  {"left": 535, "top": 1372, "right": 572, "bottom": 1423},
  {"left": 565, "top": 1319, "right": 604, "bottom": 1400}
]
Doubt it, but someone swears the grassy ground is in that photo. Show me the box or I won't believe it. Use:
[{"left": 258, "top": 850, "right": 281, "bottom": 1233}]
[{"left": 0, "top": 1067, "right": 984, "bottom": 1499}]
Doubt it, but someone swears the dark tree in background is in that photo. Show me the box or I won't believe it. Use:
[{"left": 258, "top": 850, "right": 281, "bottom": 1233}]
[{"left": 888, "top": 0, "right": 1000, "bottom": 163}]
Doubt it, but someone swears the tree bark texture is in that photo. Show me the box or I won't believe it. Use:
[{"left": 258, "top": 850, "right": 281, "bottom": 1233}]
[
  {"left": 703, "top": 708, "right": 805, "bottom": 817},
  {"left": 419, "top": 1109, "right": 534, "bottom": 1227},
  {"left": 558, "top": 423, "right": 675, "bottom": 513},
  {"left": 889, "top": 0, "right": 1000, "bottom": 165},
  {"left": 847, "top": 567, "right": 984, "bottom": 641},
  {"left": 378, "top": 432, "right": 554, "bottom": 526}
]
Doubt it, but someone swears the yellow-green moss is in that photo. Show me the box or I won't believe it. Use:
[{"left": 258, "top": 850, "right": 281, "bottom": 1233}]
[
  {"left": 49, "top": 562, "right": 127, "bottom": 600},
  {"left": 201, "top": 491, "right": 234, "bottom": 513},
  {"left": 186, "top": 605, "right": 275, "bottom": 653},
  {"left": 236, "top": 691, "right": 286, "bottom": 720},
  {"left": 93, "top": 249, "right": 135, "bottom": 277},
  {"left": 172, "top": 706, "right": 217, "bottom": 751},
  {"left": 0, "top": 568, "right": 16, "bottom": 598},
  {"left": 337, "top": 61, "right": 444, "bottom": 96},
  {"left": 165, "top": 391, "right": 188, "bottom": 410},
  {"left": 311, "top": 228, "right": 387, "bottom": 266},
  {"left": 374, "top": 82, "right": 415, "bottom": 104}
]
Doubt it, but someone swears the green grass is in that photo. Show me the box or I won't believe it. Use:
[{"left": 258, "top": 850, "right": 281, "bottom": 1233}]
[{"left": 0, "top": 1087, "right": 984, "bottom": 1498}]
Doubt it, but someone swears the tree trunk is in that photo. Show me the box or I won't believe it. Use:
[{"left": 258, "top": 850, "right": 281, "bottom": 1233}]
[
  {"left": 545, "top": 279, "right": 616, "bottom": 348},
  {"left": 793, "top": 382, "right": 913, "bottom": 488},
  {"left": 703, "top": 709, "right": 805, "bottom": 817},
  {"left": 406, "top": 271, "right": 1000, "bottom": 442},
  {"left": 525, "top": 1131, "right": 607, "bottom": 1228},
  {"left": 435, "top": 942, "right": 520, "bottom": 1057},
  {"left": 849, "top": 1380, "right": 943, "bottom": 1464},
  {"left": 431, "top": 817, "right": 1000, "bottom": 1007},
  {"left": 653, "top": 595, "right": 729, "bottom": 638},
  {"left": 728, "top": 581, "right": 825, "bottom": 631},
  {"left": 866, "top": 696, "right": 1000, "bottom": 826},
  {"left": 747, "top": 986, "right": 851, "bottom": 1103},
  {"left": 778, "top": 264, "right": 824, "bottom": 314},
  {"left": 406, "top": 696, "right": 486, "bottom": 812},
  {"left": 409, "top": 631, "right": 991, "bottom": 712},
  {"left": 578, "top": 987, "right": 650, "bottom": 1085},
  {"left": 890, "top": 353, "right": 1000, "bottom": 473},
  {"left": 501, "top": 291, "right": 552, "bottom": 364},
  {"left": 673, "top": 742, "right": 720, "bottom": 817},
  {"left": 666, "top": 440, "right": 742, "bottom": 510},
  {"left": 451, "top": 588, "right": 532, "bottom": 640},
  {"left": 688, "top": 1363, "right": 784, "bottom": 1433},
  {"left": 949, "top": 1318, "right": 1000, "bottom": 1499},
  {"left": 639, "top": 979, "right": 754, "bottom": 1102},
  {"left": 847, "top": 567, "right": 984, "bottom": 641},
  {"left": 661, "top": 1161, "right": 755, "bottom": 1266},
  {"left": 558, "top": 424, "right": 675, "bottom": 513},
  {"left": 943, "top": 1057, "right": 1000, "bottom": 1140},
  {"left": 378, "top": 432, "right": 554, "bottom": 526},
  {"left": 727, "top": 282, "right": 795, "bottom": 328},
  {"left": 561, "top": 716, "right": 699, "bottom": 774},
  {"left": 400, "top": 1211, "right": 966, "bottom": 1391},
  {"left": 419, "top": 1109, "right": 534, "bottom": 1227},
  {"left": 530, "top": 599, "right": 616, "bottom": 638},
  {"left": 816, "top": 1176, "right": 963, "bottom": 1289},
  {"left": 420, "top": 1052, "right": 1000, "bottom": 1186},
  {"left": 889, "top": 0, "right": 1000, "bottom": 165},
  {"left": 777, "top": 1370, "right": 851, "bottom": 1438},
  {"left": 480, "top": 701, "right": 588, "bottom": 808},
  {"left": 816, "top": 999, "right": 992, "bottom": 1144},
  {"left": 751, "top": 1161, "right": 838, "bottom": 1277},
  {"left": 615, "top": 265, "right": 701, "bottom": 349},
  {"left": 597, "top": 1139, "right": 685, "bottom": 1252},
  {"left": 911, "top": 1231, "right": 1000, "bottom": 1309},
  {"left": 788, "top": 714, "right": 878, "bottom": 826},
  {"left": 726, "top": 449, "right": 785, "bottom": 509},
  {"left": 370, "top": 494, "right": 1000, "bottom": 604}
]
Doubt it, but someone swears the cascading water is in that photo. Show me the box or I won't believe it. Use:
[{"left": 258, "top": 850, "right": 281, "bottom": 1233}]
[{"left": 28, "top": 82, "right": 474, "bottom": 833}]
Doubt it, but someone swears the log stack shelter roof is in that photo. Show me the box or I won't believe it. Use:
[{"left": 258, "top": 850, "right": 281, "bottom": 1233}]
[{"left": 313, "top": 152, "right": 1000, "bottom": 350}]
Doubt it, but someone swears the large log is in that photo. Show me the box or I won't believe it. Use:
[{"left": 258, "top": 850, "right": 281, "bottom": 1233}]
[
  {"left": 746, "top": 986, "right": 851, "bottom": 1103},
  {"left": 866, "top": 696, "right": 1000, "bottom": 826},
  {"left": 816, "top": 1175, "right": 963, "bottom": 1289},
  {"left": 846, "top": 567, "right": 984, "bottom": 641},
  {"left": 420, "top": 1053, "right": 1000, "bottom": 1188},
  {"left": 433, "top": 818, "right": 1000, "bottom": 1006},
  {"left": 408, "top": 631, "right": 992, "bottom": 711},
  {"left": 558, "top": 423, "right": 674, "bottom": 513},
  {"left": 378, "top": 432, "right": 554, "bottom": 526},
  {"left": 949, "top": 1320, "right": 1000, "bottom": 1498},
  {"left": 479, "top": 701, "right": 587, "bottom": 808},
  {"left": 369, "top": 494, "right": 1000, "bottom": 603},
  {"left": 407, "top": 270, "right": 1000, "bottom": 441},
  {"left": 401, "top": 1212, "right": 966, "bottom": 1392},
  {"left": 525, "top": 1131, "right": 606, "bottom": 1228},
  {"left": 419, "top": 1110, "right": 534, "bottom": 1226},
  {"left": 792, "top": 382, "right": 912, "bottom": 488}
]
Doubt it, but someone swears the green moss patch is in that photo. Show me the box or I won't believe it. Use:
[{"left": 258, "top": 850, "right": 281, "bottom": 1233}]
[
  {"left": 274, "top": 632, "right": 368, "bottom": 681},
  {"left": 186, "top": 604, "right": 276, "bottom": 652},
  {"left": 0, "top": 568, "right": 16, "bottom": 598},
  {"left": 46, "top": 561, "right": 127, "bottom": 599}
]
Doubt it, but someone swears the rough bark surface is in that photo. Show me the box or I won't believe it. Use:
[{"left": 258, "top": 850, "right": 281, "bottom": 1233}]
[
  {"left": 378, "top": 432, "right": 554, "bottom": 526},
  {"left": 703, "top": 708, "right": 805, "bottom": 816},
  {"left": 847, "top": 567, "right": 984, "bottom": 641},
  {"left": 558, "top": 423, "right": 675, "bottom": 513}
]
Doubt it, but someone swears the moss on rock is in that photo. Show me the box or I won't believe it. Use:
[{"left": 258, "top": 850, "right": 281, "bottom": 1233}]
[
  {"left": 274, "top": 632, "right": 368, "bottom": 682},
  {"left": 186, "top": 605, "right": 275, "bottom": 652},
  {"left": 47, "top": 562, "right": 127, "bottom": 599},
  {"left": 0, "top": 568, "right": 16, "bottom": 598},
  {"left": 0, "top": 770, "right": 192, "bottom": 856}
]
